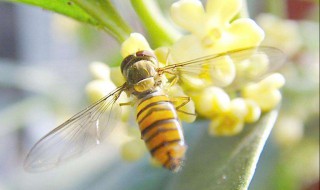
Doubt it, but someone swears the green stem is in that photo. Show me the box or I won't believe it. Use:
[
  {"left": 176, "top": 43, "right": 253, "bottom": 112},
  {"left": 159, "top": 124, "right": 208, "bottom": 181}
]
[
  {"left": 240, "top": 0, "right": 249, "bottom": 18},
  {"left": 130, "top": 0, "right": 181, "bottom": 47},
  {"left": 72, "top": 0, "right": 132, "bottom": 42}
]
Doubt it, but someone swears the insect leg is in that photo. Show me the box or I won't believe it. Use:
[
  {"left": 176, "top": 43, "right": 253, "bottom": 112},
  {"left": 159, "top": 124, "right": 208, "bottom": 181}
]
[
  {"left": 119, "top": 101, "right": 134, "bottom": 106},
  {"left": 161, "top": 72, "right": 180, "bottom": 87},
  {"left": 171, "top": 96, "right": 196, "bottom": 116}
]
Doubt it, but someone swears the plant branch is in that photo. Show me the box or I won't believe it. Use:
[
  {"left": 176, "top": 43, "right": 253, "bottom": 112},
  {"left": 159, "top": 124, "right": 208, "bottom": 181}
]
[{"left": 130, "top": 0, "right": 181, "bottom": 47}]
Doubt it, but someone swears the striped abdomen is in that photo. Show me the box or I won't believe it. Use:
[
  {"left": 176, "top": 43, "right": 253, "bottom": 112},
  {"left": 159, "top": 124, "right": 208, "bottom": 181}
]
[{"left": 136, "top": 91, "right": 187, "bottom": 172}]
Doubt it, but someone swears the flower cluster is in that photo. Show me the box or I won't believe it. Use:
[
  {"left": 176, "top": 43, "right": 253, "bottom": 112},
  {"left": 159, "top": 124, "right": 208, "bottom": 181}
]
[
  {"left": 167, "top": 0, "right": 284, "bottom": 136},
  {"left": 86, "top": 0, "right": 285, "bottom": 161},
  {"left": 256, "top": 13, "right": 318, "bottom": 148}
]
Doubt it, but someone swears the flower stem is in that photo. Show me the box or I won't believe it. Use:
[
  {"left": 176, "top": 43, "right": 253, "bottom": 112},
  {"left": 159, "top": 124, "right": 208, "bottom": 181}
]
[
  {"left": 72, "top": 0, "right": 132, "bottom": 42},
  {"left": 240, "top": 0, "right": 249, "bottom": 18},
  {"left": 130, "top": 0, "right": 181, "bottom": 47}
]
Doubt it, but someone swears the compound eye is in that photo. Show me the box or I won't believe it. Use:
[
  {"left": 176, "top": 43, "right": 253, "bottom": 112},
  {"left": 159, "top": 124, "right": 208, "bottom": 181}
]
[
  {"left": 122, "top": 54, "right": 135, "bottom": 65},
  {"left": 136, "top": 50, "right": 156, "bottom": 59},
  {"left": 121, "top": 54, "right": 135, "bottom": 74}
]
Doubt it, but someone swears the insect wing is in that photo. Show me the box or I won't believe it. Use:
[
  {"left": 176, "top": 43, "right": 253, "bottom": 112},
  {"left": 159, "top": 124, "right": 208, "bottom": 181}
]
[
  {"left": 159, "top": 47, "right": 286, "bottom": 88},
  {"left": 24, "top": 86, "right": 125, "bottom": 172}
]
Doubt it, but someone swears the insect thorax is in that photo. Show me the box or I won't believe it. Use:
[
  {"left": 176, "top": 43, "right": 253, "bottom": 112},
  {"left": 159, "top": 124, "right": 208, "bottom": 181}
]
[{"left": 121, "top": 51, "right": 160, "bottom": 95}]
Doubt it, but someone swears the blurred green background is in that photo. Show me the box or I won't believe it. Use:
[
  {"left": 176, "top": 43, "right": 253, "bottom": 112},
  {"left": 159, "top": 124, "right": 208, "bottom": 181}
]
[{"left": 0, "top": 0, "right": 318, "bottom": 190}]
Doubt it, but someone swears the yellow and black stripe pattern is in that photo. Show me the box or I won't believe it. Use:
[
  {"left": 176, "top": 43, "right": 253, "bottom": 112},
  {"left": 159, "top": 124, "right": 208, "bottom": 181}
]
[{"left": 136, "top": 91, "right": 187, "bottom": 172}]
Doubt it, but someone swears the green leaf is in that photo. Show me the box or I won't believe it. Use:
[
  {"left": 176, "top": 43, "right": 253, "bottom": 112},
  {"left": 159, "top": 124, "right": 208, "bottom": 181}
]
[
  {"left": 75, "top": 110, "right": 278, "bottom": 190},
  {"left": 6, "top": 0, "right": 132, "bottom": 42},
  {"left": 72, "top": 0, "right": 131, "bottom": 42},
  {"left": 7, "top": 0, "right": 99, "bottom": 26},
  {"left": 167, "top": 110, "right": 278, "bottom": 190}
]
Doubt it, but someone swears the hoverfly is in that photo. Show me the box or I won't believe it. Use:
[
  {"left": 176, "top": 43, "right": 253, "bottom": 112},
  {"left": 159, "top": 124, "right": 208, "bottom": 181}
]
[{"left": 24, "top": 46, "right": 285, "bottom": 172}]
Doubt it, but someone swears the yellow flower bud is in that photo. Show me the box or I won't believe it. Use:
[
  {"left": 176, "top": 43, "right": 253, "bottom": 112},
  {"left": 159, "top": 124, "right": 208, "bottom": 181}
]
[
  {"left": 244, "top": 99, "right": 261, "bottom": 123},
  {"left": 154, "top": 47, "right": 172, "bottom": 67},
  {"left": 210, "top": 56, "right": 236, "bottom": 87},
  {"left": 85, "top": 80, "right": 116, "bottom": 102},
  {"left": 180, "top": 74, "right": 209, "bottom": 91},
  {"left": 236, "top": 53, "right": 269, "bottom": 79},
  {"left": 242, "top": 73, "right": 285, "bottom": 112},
  {"left": 209, "top": 110, "right": 244, "bottom": 136},
  {"left": 110, "top": 66, "right": 126, "bottom": 86},
  {"left": 89, "top": 61, "right": 110, "bottom": 80},
  {"left": 229, "top": 98, "right": 248, "bottom": 119},
  {"left": 121, "top": 139, "right": 146, "bottom": 162},
  {"left": 259, "top": 73, "right": 286, "bottom": 90},
  {"left": 121, "top": 33, "right": 152, "bottom": 58},
  {"left": 86, "top": 78, "right": 130, "bottom": 122},
  {"left": 193, "top": 87, "right": 230, "bottom": 118},
  {"left": 242, "top": 85, "right": 282, "bottom": 112}
]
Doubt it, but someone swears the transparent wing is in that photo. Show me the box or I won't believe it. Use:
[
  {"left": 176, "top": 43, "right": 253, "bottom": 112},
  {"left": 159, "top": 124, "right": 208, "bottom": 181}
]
[
  {"left": 24, "top": 85, "right": 126, "bottom": 172},
  {"left": 158, "top": 46, "right": 286, "bottom": 89}
]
